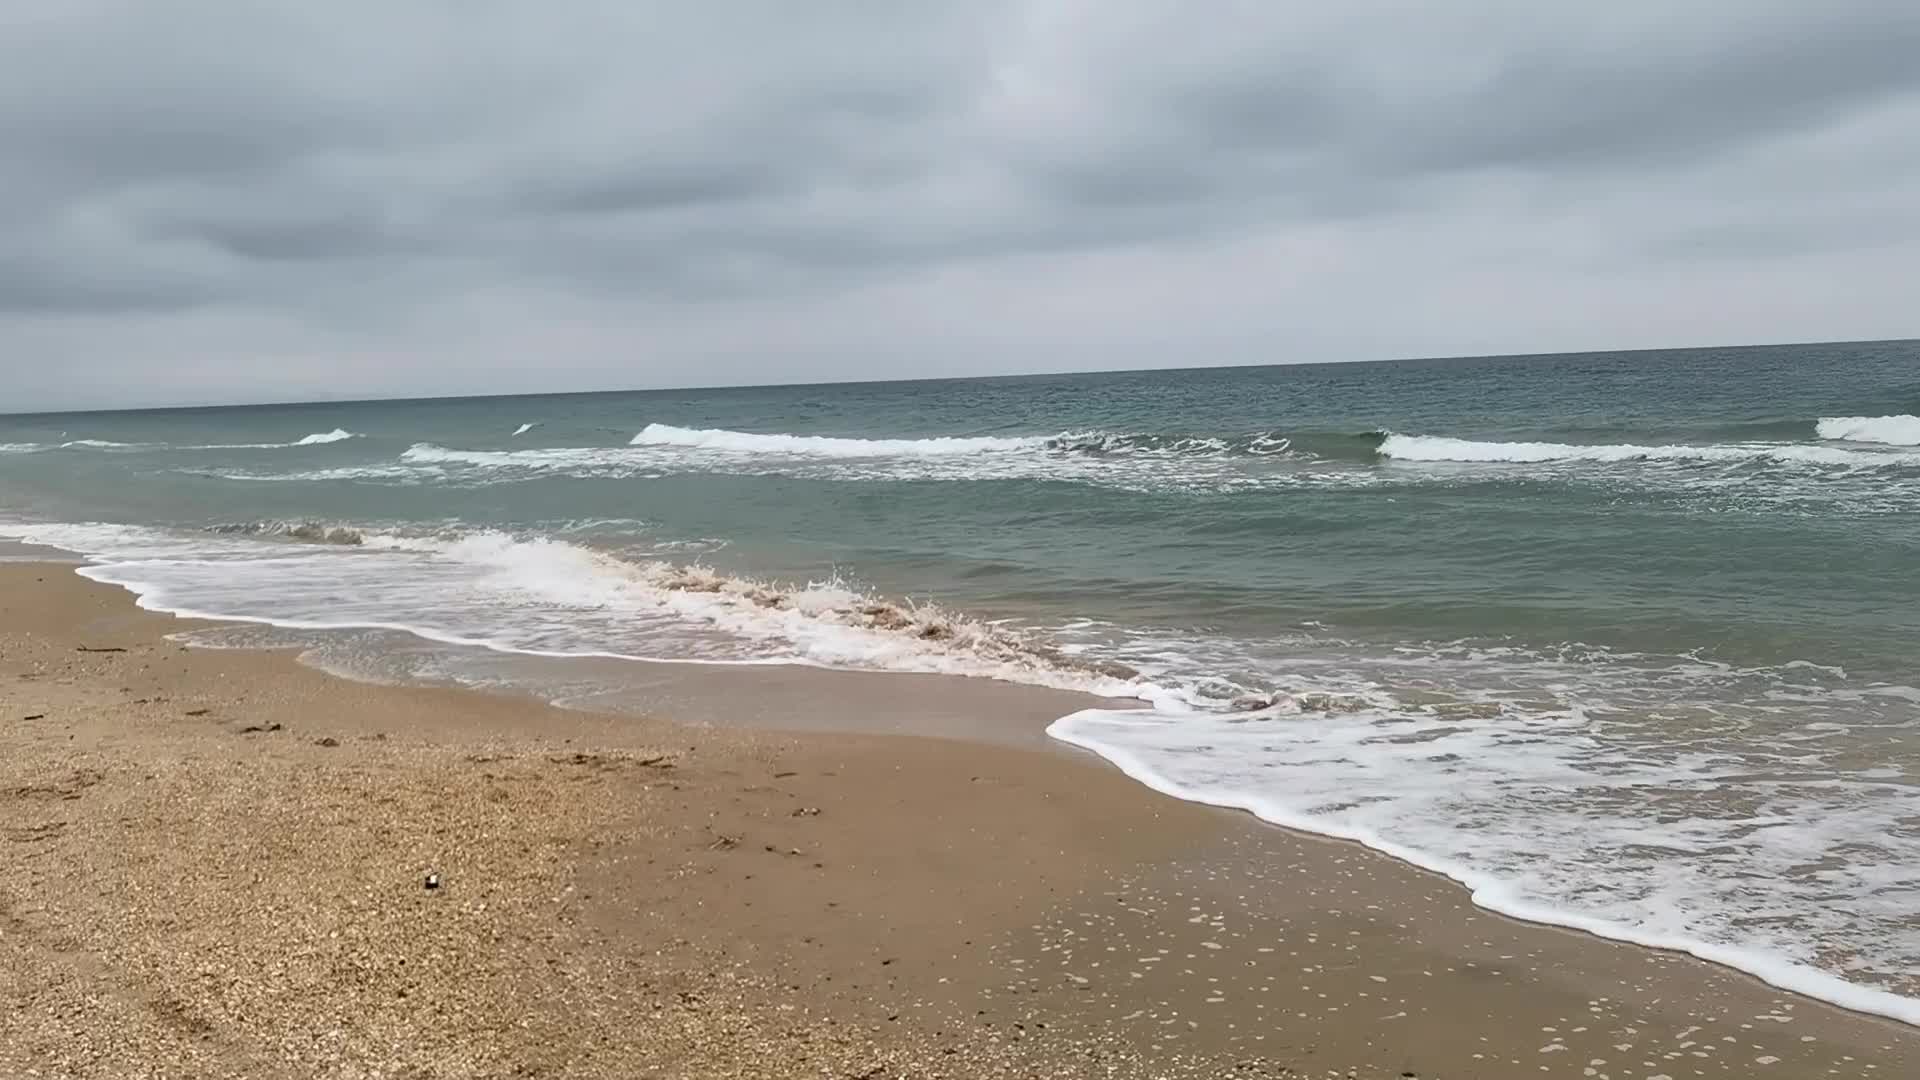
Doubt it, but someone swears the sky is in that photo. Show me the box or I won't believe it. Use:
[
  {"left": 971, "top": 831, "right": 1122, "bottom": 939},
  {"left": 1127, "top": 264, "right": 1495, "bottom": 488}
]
[{"left": 3, "top": 1, "right": 1918, "bottom": 411}]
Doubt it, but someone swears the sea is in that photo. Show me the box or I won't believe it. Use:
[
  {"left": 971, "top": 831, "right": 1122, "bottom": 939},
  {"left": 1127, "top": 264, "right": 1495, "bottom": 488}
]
[{"left": 4, "top": 339, "right": 1919, "bottom": 1022}]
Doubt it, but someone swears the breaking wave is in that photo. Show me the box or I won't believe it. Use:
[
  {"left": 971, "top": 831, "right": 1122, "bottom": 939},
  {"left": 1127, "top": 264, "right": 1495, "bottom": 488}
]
[
  {"left": 630, "top": 424, "right": 1305, "bottom": 460},
  {"left": 512, "top": 422, "right": 538, "bottom": 437},
  {"left": 400, "top": 444, "right": 561, "bottom": 466},
  {"left": 4, "top": 520, "right": 1143, "bottom": 696},
  {"left": 352, "top": 531, "right": 1143, "bottom": 690},
  {"left": 630, "top": 423, "right": 1041, "bottom": 456},
  {"left": 44, "top": 430, "right": 362, "bottom": 451},
  {"left": 204, "top": 520, "right": 365, "bottom": 546},
  {"left": 1043, "top": 430, "right": 1296, "bottom": 457},
  {"left": 375, "top": 439, "right": 1347, "bottom": 497},
  {"left": 293, "top": 428, "right": 358, "bottom": 445},
  {"left": 1378, "top": 432, "right": 1920, "bottom": 467},
  {"left": 1818, "top": 414, "right": 1920, "bottom": 446},
  {"left": 8, "top": 514, "right": 1920, "bottom": 1022}
]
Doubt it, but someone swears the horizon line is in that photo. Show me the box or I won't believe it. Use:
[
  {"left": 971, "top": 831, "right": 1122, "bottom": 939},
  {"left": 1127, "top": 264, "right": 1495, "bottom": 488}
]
[{"left": 5, "top": 334, "right": 1914, "bottom": 418}]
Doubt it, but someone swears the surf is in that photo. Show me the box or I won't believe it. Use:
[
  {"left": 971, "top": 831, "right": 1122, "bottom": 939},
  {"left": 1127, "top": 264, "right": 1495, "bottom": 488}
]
[
  {"left": 1817, "top": 414, "right": 1920, "bottom": 445},
  {"left": 1377, "top": 431, "right": 1920, "bottom": 467},
  {"left": 630, "top": 423, "right": 1043, "bottom": 457}
]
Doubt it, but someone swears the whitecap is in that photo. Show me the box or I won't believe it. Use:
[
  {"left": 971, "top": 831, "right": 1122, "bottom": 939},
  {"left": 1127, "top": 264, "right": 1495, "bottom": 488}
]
[
  {"left": 1378, "top": 432, "right": 1918, "bottom": 467},
  {"left": 630, "top": 422, "right": 1041, "bottom": 457},
  {"left": 1817, "top": 414, "right": 1920, "bottom": 446},
  {"left": 293, "top": 428, "right": 358, "bottom": 445}
]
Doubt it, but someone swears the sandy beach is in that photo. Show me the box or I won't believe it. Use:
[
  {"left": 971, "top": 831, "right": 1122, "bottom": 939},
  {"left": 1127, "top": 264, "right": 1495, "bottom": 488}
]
[{"left": 2, "top": 562, "right": 1914, "bottom": 1078}]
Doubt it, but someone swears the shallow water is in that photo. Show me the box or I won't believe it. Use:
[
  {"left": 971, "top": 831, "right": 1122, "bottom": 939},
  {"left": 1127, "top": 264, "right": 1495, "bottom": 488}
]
[{"left": 4, "top": 339, "right": 1919, "bottom": 1018}]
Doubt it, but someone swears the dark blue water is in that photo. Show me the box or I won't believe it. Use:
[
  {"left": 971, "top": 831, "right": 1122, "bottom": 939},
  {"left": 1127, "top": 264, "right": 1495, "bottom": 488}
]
[{"left": 4, "top": 339, "right": 1919, "bottom": 1017}]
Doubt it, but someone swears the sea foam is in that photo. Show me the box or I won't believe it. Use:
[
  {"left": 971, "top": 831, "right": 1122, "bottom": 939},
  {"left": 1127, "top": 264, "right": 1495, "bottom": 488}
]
[
  {"left": 7, "top": 515, "right": 1920, "bottom": 1024},
  {"left": 3, "top": 520, "right": 1144, "bottom": 699},
  {"left": 630, "top": 423, "right": 1041, "bottom": 457},
  {"left": 1048, "top": 705, "right": 1920, "bottom": 1025},
  {"left": 629, "top": 424, "right": 1303, "bottom": 460},
  {"left": 1817, "top": 414, "right": 1920, "bottom": 445},
  {"left": 1378, "top": 432, "right": 1918, "bottom": 467},
  {"left": 51, "top": 430, "right": 367, "bottom": 452},
  {"left": 293, "top": 428, "right": 359, "bottom": 445},
  {"left": 192, "top": 430, "right": 364, "bottom": 449}
]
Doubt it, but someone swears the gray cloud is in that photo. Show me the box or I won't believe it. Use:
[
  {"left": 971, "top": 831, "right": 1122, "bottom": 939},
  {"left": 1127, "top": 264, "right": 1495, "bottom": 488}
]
[{"left": 1, "top": 1, "right": 1917, "bottom": 409}]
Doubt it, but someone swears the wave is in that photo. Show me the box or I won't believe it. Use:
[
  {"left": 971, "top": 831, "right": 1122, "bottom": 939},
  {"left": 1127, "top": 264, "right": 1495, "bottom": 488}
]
[
  {"left": 353, "top": 531, "right": 1142, "bottom": 690},
  {"left": 293, "top": 428, "right": 358, "bottom": 446},
  {"left": 0, "top": 443, "right": 45, "bottom": 454},
  {"left": 1043, "top": 430, "right": 1296, "bottom": 457},
  {"left": 1818, "top": 414, "right": 1920, "bottom": 446},
  {"left": 401, "top": 444, "right": 567, "bottom": 467},
  {"left": 9, "top": 514, "right": 1920, "bottom": 1022},
  {"left": 630, "top": 424, "right": 1311, "bottom": 461},
  {"left": 631, "top": 423, "right": 1042, "bottom": 457},
  {"left": 204, "top": 520, "right": 365, "bottom": 545},
  {"left": 1048, "top": 708, "right": 1920, "bottom": 1026},
  {"left": 43, "top": 430, "right": 362, "bottom": 452},
  {"left": 1378, "top": 432, "right": 1920, "bottom": 467},
  {"left": 187, "top": 430, "right": 364, "bottom": 450},
  {"left": 195, "top": 463, "right": 444, "bottom": 484},
  {"left": 387, "top": 437, "right": 1343, "bottom": 497},
  {"left": 250, "top": 430, "right": 1911, "bottom": 509},
  {"left": 512, "top": 422, "right": 538, "bottom": 437},
  {"left": 4, "top": 520, "right": 1145, "bottom": 698}
]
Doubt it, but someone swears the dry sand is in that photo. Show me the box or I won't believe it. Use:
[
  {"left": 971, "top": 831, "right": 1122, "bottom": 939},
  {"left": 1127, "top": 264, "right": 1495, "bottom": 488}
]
[{"left": 1, "top": 563, "right": 1914, "bottom": 1078}]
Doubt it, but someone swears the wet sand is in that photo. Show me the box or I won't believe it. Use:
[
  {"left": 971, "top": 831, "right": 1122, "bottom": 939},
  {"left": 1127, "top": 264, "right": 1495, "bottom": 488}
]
[{"left": 2, "top": 563, "right": 1913, "bottom": 1078}]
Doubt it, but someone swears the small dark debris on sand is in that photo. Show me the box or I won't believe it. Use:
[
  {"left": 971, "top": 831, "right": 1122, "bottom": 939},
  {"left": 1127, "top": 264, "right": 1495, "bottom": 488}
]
[
  {"left": 76, "top": 646, "right": 128, "bottom": 653},
  {"left": 22, "top": 713, "right": 46, "bottom": 721},
  {"left": 184, "top": 708, "right": 211, "bottom": 717},
  {"left": 548, "top": 751, "right": 674, "bottom": 769},
  {"left": 237, "top": 722, "right": 283, "bottom": 734}
]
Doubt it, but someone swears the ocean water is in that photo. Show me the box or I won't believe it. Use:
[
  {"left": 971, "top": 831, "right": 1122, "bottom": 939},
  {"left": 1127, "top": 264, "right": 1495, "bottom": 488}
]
[{"left": 4, "top": 340, "right": 1920, "bottom": 1020}]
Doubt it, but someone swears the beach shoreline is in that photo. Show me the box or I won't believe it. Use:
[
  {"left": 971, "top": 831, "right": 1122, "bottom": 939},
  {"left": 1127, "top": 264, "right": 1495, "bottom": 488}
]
[{"left": 3, "top": 560, "right": 1914, "bottom": 1078}]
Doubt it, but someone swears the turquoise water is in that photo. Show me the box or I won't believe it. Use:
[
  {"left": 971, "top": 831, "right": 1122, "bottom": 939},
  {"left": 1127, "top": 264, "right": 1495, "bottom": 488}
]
[{"left": 4, "top": 338, "right": 1920, "bottom": 1017}]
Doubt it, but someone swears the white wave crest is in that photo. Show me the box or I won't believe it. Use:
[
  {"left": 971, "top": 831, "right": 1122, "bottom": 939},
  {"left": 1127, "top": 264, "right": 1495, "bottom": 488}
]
[
  {"left": 512, "top": 422, "right": 538, "bottom": 437},
  {"left": 205, "top": 520, "right": 364, "bottom": 545},
  {"left": 363, "top": 531, "right": 1140, "bottom": 690},
  {"left": 188, "top": 431, "right": 370, "bottom": 450},
  {"left": 294, "top": 428, "right": 358, "bottom": 445},
  {"left": 631, "top": 423, "right": 1042, "bottom": 457},
  {"left": 1817, "top": 414, "right": 1920, "bottom": 446},
  {"left": 389, "top": 438, "right": 1339, "bottom": 496},
  {"left": 2, "top": 519, "right": 1146, "bottom": 698},
  {"left": 50, "top": 433, "right": 357, "bottom": 451},
  {"left": 401, "top": 444, "right": 548, "bottom": 466},
  {"left": 1379, "top": 433, "right": 1913, "bottom": 467}
]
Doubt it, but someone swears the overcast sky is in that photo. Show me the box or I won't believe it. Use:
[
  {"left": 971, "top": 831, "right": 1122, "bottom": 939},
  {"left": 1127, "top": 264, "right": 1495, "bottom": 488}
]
[{"left": 3, "top": 1, "right": 1917, "bottom": 410}]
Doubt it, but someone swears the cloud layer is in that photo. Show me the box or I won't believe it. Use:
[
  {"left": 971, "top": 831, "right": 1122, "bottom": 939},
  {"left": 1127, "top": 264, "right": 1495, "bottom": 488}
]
[{"left": 4, "top": 1, "right": 1918, "bottom": 408}]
